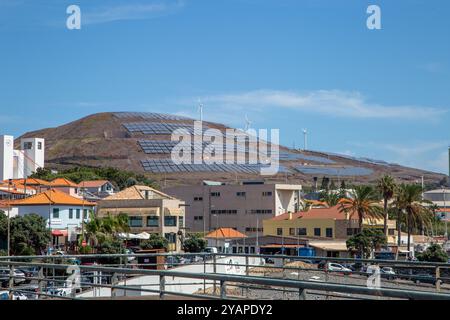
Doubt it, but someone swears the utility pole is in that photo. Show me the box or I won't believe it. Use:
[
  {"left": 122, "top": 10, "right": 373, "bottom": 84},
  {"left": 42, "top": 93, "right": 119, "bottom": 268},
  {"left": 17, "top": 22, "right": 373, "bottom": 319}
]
[{"left": 7, "top": 179, "right": 12, "bottom": 257}]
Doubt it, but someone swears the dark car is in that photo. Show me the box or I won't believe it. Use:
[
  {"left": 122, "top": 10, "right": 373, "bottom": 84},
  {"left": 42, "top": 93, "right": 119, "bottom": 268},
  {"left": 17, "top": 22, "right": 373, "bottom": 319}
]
[
  {"left": 317, "top": 260, "right": 327, "bottom": 270},
  {"left": 413, "top": 273, "right": 439, "bottom": 285}
]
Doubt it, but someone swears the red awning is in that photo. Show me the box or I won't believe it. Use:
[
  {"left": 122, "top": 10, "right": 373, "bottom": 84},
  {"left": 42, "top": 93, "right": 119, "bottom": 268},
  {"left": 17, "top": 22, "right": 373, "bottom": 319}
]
[{"left": 52, "top": 230, "right": 68, "bottom": 237}]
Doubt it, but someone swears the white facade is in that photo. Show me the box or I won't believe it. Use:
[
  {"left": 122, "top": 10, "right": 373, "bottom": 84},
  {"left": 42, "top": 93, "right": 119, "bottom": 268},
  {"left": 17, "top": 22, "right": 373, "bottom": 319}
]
[{"left": 0, "top": 135, "right": 45, "bottom": 181}]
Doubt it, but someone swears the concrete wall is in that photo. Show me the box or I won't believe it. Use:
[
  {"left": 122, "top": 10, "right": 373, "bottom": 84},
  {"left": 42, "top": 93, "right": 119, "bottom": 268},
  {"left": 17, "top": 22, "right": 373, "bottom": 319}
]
[
  {"left": 77, "top": 255, "right": 264, "bottom": 298},
  {"left": 15, "top": 204, "right": 93, "bottom": 230},
  {"left": 164, "top": 184, "right": 301, "bottom": 236}
]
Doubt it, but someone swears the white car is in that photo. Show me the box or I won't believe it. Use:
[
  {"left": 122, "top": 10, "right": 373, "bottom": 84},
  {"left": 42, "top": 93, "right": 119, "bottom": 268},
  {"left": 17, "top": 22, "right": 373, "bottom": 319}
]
[
  {"left": 0, "top": 269, "right": 26, "bottom": 285},
  {"left": 327, "top": 263, "right": 352, "bottom": 274},
  {"left": 0, "top": 291, "right": 28, "bottom": 300}
]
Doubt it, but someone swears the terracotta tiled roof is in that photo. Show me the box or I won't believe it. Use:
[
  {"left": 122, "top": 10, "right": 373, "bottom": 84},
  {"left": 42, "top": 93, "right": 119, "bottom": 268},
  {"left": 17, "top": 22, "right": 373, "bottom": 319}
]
[
  {"left": 78, "top": 180, "right": 111, "bottom": 188},
  {"left": 269, "top": 206, "right": 347, "bottom": 221},
  {"left": 12, "top": 189, "right": 96, "bottom": 206},
  {"left": 103, "top": 185, "right": 174, "bottom": 200},
  {"left": 205, "top": 228, "right": 247, "bottom": 239},
  {"left": 49, "top": 178, "right": 79, "bottom": 188},
  {"left": 4, "top": 178, "right": 50, "bottom": 186}
]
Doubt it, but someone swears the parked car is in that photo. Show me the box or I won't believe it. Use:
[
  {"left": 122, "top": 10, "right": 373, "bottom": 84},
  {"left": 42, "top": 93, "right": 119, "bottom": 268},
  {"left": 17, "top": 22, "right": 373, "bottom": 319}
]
[
  {"left": 0, "top": 290, "right": 28, "bottom": 300},
  {"left": 0, "top": 268, "right": 26, "bottom": 285},
  {"left": 18, "top": 267, "right": 40, "bottom": 284},
  {"left": 326, "top": 263, "right": 352, "bottom": 274},
  {"left": 45, "top": 281, "right": 73, "bottom": 297},
  {"left": 413, "top": 273, "right": 440, "bottom": 285}
]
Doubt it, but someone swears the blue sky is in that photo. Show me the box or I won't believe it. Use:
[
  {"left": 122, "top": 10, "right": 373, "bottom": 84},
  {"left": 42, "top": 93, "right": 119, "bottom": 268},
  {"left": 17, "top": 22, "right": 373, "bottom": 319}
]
[{"left": 0, "top": 0, "right": 449, "bottom": 173}]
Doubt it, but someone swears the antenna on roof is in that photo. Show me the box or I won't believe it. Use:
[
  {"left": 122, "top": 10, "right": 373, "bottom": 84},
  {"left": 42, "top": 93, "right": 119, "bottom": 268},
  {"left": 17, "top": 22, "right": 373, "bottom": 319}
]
[
  {"left": 302, "top": 128, "right": 308, "bottom": 151},
  {"left": 244, "top": 114, "right": 252, "bottom": 132}
]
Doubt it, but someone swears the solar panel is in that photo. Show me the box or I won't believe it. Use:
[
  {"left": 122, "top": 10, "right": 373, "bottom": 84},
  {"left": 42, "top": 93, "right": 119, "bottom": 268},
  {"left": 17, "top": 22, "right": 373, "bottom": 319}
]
[
  {"left": 141, "top": 159, "right": 289, "bottom": 174},
  {"left": 114, "top": 112, "right": 192, "bottom": 121},
  {"left": 294, "top": 165, "right": 373, "bottom": 176}
]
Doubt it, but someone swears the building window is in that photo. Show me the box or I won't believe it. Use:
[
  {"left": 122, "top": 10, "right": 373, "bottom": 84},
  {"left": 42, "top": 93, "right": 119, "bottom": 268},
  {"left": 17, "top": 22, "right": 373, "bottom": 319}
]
[
  {"left": 194, "top": 216, "right": 203, "bottom": 221},
  {"left": 249, "top": 209, "right": 273, "bottom": 214},
  {"left": 347, "top": 228, "right": 359, "bottom": 236},
  {"left": 211, "top": 209, "right": 237, "bottom": 215},
  {"left": 314, "top": 228, "right": 321, "bottom": 237},
  {"left": 262, "top": 191, "right": 273, "bottom": 197},
  {"left": 23, "top": 142, "right": 32, "bottom": 150},
  {"left": 297, "top": 228, "right": 307, "bottom": 236},
  {"left": 210, "top": 192, "right": 221, "bottom": 197},
  {"left": 52, "top": 208, "right": 60, "bottom": 219},
  {"left": 326, "top": 228, "right": 333, "bottom": 238},
  {"left": 83, "top": 209, "right": 88, "bottom": 219},
  {"left": 236, "top": 192, "right": 246, "bottom": 197},
  {"left": 76, "top": 209, "right": 80, "bottom": 219},
  {"left": 194, "top": 196, "right": 203, "bottom": 201},
  {"left": 37, "top": 142, "right": 42, "bottom": 150},
  {"left": 277, "top": 228, "right": 283, "bottom": 236},
  {"left": 289, "top": 228, "right": 295, "bottom": 236},
  {"left": 69, "top": 209, "right": 73, "bottom": 219},
  {"left": 165, "top": 233, "right": 177, "bottom": 244},
  {"left": 129, "top": 217, "right": 143, "bottom": 227},
  {"left": 147, "top": 216, "right": 159, "bottom": 227},
  {"left": 179, "top": 216, "right": 184, "bottom": 228},
  {"left": 164, "top": 216, "right": 177, "bottom": 227},
  {"left": 388, "top": 229, "right": 395, "bottom": 236}
]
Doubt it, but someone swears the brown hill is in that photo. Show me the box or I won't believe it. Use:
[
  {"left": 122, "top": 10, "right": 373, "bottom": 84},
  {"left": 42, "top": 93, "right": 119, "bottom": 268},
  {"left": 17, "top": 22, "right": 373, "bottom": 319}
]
[{"left": 18, "top": 112, "right": 445, "bottom": 187}]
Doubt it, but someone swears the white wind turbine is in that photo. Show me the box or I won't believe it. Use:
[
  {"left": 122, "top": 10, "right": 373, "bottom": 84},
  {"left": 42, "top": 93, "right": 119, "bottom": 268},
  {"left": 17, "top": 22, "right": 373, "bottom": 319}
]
[
  {"left": 197, "top": 99, "right": 204, "bottom": 122},
  {"left": 302, "top": 128, "right": 308, "bottom": 151},
  {"left": 244, "top": 114, "right": 252, "bottom": 132}
]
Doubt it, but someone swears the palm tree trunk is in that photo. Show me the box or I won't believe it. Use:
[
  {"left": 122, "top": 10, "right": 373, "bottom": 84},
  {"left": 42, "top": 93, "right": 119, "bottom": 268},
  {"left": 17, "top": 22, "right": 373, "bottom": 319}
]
[
  {"left": 407, "top": 212, "right": 411, "bottom": 256},
  {"left": 397, "top": 210, "right": 401, "bottom": 246},
  {"left": 383, "top": 198, "right": 388, "bottom": 236}
]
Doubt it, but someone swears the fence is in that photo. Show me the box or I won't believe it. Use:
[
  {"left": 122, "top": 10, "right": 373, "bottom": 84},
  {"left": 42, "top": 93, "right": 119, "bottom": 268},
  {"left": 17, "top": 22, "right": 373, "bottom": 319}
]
[{"left": 1, "top": 252, "right": 450, "bottom": 300}]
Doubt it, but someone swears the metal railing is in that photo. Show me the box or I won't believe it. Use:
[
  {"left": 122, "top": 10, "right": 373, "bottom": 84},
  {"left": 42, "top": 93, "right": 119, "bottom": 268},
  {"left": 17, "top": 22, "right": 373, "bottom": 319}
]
[{"left": 1, "top": 252, "right": 450, "bottom": 301}]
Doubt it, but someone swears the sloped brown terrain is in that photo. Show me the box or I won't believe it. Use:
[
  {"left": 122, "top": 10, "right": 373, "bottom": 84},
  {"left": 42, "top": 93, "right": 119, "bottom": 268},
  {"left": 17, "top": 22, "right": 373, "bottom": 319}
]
[{"left": 17, "top": 112, "right": 445, "bottom": 187}]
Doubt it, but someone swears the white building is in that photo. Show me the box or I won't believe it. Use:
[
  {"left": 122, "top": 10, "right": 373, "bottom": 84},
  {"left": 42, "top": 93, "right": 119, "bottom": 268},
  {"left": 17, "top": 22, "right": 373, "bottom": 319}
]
[{"left": 0, "top": 135, "right": 45, "bottom": 181}]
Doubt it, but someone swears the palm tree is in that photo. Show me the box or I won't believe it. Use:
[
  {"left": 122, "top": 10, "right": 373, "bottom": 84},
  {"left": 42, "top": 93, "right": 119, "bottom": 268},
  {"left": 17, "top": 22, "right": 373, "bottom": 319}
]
[
  {"left": 377, "top": 175, "right": 396, "bottom": 236},
  {"left": 395, "top": 184, "right": 433, "bottom": 254},
  {"left": 320, "top": 191, "right": 342, "bottom": 207},
  {"left": 339, "top": 185, "right": 383, "bottom": 231}
]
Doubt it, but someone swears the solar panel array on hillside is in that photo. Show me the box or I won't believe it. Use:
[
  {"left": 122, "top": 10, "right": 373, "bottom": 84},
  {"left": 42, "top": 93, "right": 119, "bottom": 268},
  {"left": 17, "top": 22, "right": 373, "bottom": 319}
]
[
  {"left": 142, "top": 159, "right": 289, "bottom": 174},
  {"left": 124, "top": 123, "right": 195, "bottom": 135},
  {"left": 294, "top": 165, "right": 373, "bottom": 176},
  {"left": 322, "top": 152, "right": 390, "bottom": 166},
  {"left": 114, "top": 112, "right": 191, "bottom": 121}
]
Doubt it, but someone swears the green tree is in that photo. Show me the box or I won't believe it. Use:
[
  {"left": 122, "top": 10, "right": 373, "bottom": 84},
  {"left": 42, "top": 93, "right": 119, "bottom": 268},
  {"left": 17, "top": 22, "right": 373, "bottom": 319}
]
[
  {"left": 417, "top": 243, "right": 448, "bottom": 263},
  {"left": 0, "top": 213, "right": 51, "bottom": 255},
  {"left": 320, "top": 177, "right": 330, "bottom": 191},
  {"left": 339, "top": 185, "right": 383, "bottom": 231},
  {"left": 377, "top": 175, "right": 397, "bottom": 236},
  {"left": 319, "top": 191, "right": 341, "bottom": 207},
  {"left": 394, "top": 184, "right": 433, "bottom": 253},
  {"left": 346, "top": 229, "right": 387, "bottom": 259},
  {"left": 141, "top": 234, "right": 169, "bottom": 251},
  {"left": 183, "top": 234, "right": 207, "bottom": 253}
]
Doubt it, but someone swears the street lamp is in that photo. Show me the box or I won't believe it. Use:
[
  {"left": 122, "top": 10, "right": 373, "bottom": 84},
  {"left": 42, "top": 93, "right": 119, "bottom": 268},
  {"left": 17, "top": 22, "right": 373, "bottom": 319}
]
[{"left": 7, "top": 179, "right": 12, "bottom": 257}]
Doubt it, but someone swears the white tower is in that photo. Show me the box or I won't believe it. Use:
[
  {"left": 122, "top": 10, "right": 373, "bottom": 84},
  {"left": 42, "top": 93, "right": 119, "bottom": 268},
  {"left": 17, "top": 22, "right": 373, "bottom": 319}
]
[
  {"left": 21, "top": 138, "right": 45, "bottom": 177},
  {"left": 0, "top": 135, "right": 14, "bottom": 181},
  {"left": 302, "top": 129, "right": 308, "bottom": 151},
  {"left": 13, "top": 150, "right": 25, "bottom": 179}
]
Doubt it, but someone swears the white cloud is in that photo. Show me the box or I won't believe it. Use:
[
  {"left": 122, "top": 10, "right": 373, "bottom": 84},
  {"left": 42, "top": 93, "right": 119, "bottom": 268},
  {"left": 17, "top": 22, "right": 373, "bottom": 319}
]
[
  {"left": 193, "top": 89, "right": 446, "bottom": 120},
  {"left": 83, "top": 1, "right": 185, "bottom": 25}
]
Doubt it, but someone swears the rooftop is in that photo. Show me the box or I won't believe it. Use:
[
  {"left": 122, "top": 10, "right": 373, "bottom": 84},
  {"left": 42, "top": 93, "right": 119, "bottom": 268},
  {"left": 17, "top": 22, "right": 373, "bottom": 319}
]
[
  {"left": 78, "top": 180, "right": 112, "bottom": 188},
  {"left": 205, "top": 228, "right": 247, "bottom": 239},
  {"left": 269, "top": 206, "right": 347, "bottom": 221},
  {"left": 103, "top": 185, "right": 174, "bottom": 201},
  {"left": 49, "top": 178, "right": 79, "bottom": 188},
  {"left": 12, "top": 189, "right": 96, "bottom": 206}
]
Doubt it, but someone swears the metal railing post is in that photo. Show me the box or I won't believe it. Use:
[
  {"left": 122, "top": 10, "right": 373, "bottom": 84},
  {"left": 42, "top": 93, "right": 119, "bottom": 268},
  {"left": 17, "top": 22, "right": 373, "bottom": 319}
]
[
  {"left": 159, "top": 275, "right": 166, "bottom": 300},
  {"left": 298, "top": 288, "right": 307, "bottom": 300},
  {"left": 111, "top": 273, "right": 118, "bottom": 298},
  {"left": 8, "top": 264, "right": 14, "bottom": 300},
  {"left": 203, "top": 256, "right": 206, "bottom": 294},
  {"left": 38, "top": 267, "right": 44, "bottom": 300},
  {"left": 245, "top": 255, "right": 249, "bottom": 298},
  {"left": 220, "top": 280, "right": 226, "bottom": 299},
  {"left": 436, "top": 267, "right": 441, "bottom": 292},
  {"left": 213, "top": 254, "right": 217, "bottom": 295}
]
